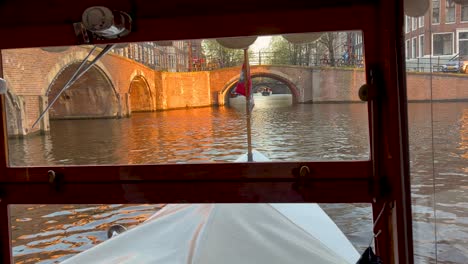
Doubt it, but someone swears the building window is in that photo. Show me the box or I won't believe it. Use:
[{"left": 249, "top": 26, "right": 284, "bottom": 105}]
[
  {"left": 405, "top": 16, "right": 411, "bottom": 33},
  {"left": 419, "top": 35, "right": 425, "bottom": 57},
  {"left": 458, "top": 31, "right": 468, "bottom": 56},
  {"left": 412, "top": 37, "right": 417, "bottom": 58},
  {"left": 419, "top": 16, "right": 424, "bottom": 27},
  {"left": 412, "top": 17, "right": 417, "bottom": 30},
  {"left": 144, "top": 47, "right": 147, "bottom": 63},
  {"left": 432, "top": 0, "right": 440, "bottom": 24},
  {"left": 462, "top": 4, "right": 468, "bottom": 22},
  {"left": 432, "top": 33, "right": 453, "bottom": 55},
  {"left": 446, "top": 0, "right": 455, "bottom": 23},
  {"left": 168, "top": 54, "right": 175, "bottom": 69},
  {"left": 406, "top": 39, "right": 411, "bottom": 59}
]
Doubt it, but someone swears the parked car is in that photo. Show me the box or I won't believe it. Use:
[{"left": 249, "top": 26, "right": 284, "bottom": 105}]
[{"left": 441, "top": 58, "right": 468, "bottom": 73}]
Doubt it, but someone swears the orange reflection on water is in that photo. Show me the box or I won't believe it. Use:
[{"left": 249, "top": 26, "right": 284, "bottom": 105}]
[
  {"left": 11, "top": 204, "right": 164, "bottom": 263},
  {"left": 461, "top": 109, "right": 468, "bottom": 161}
]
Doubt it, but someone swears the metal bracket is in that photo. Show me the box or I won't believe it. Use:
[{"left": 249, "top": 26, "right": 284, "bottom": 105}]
[
  {"left": 48, "top": 170, "right": 64, "bottom": 192},
  {"left": 292, "top": 165, "right": 311, "bottom": 191}
]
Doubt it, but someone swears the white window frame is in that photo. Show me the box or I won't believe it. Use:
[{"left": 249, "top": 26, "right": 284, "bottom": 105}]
[
  {"left": 405, "top": 16, "right": 411, "bottom": 33},
  {"left": 412, "top": 17, "right": 418, "bottom": 30},
  {"left": 456, "top": 29, "right": 468, "bottom": 55},
  {"left": 419, "top": 34, "right": 425, "bottom": 57},
  {"left": 431, "top": 32, "right": 454, "bottom": 56},
  {"left": 445, "top": 0, "right": 456, "bottom": 24},
  {"left": 419, "top": 16, "right": 424, "bottom": 28},
  {"left": 412, "top": 37, "right": 417, "bottom": 58},
  {"left": 406, "top": 39, "right": 410, "bottom": 59},
  {"left": 462, "top": 4, "right": 468, "bottom": 23}
]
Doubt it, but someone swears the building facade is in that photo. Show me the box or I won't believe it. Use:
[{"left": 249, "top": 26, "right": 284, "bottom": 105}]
[
  {"left": 113, "top": 40, "right": 203, "bottom": 72},
  {"left": 405, "top": 0, "right": 468, "bottom": 71}
]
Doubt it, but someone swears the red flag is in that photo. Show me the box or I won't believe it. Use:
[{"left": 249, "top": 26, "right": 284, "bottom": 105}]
[{"left": 235, "top": 62, "right": 251, "bottom": 96}]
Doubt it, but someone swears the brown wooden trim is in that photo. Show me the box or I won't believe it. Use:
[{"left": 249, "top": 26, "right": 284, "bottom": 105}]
[
  {"left": 0, "top": 5, "right": 375, "bottom": 50},
  {"left": 3, "top": 161, "right": 371, "bottom": 182},
  {"left": 0, "top": 52, "right": 7, "bottom": 170},
  {"left": 369, "top": 0, "right": 414, "bottom": 262},
  {"left": 1, "top": 180, "right": 371, "bottom": 204},
  {"left": 0, "top": 203, "right": 12, "bottom": 264},
  {"left": 0, "top": 44, "right": 12, "bottom": 264}
]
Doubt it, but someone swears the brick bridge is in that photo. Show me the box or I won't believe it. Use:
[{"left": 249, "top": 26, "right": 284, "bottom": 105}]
[{"left": 3, "top": 46, "right": 467, "bottom": 137}]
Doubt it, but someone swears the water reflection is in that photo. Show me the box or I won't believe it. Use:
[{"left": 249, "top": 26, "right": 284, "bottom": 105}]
[
  {"left": 460, "top": 108, "right": 468, "bottom": 160},
  {"left": 8, "top": 95, "right": 370, "bottom": 166},
  {"left": 11, "top": 204, "right": 164, "bottom": 264},
  {"left": 409, "top": 103, "right": 468, "bottom": 263}
]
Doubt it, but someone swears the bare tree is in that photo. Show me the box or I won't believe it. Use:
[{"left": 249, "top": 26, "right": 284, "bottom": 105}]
[{"left": 318, "top": 32, "right": 339, "bottom": 66}]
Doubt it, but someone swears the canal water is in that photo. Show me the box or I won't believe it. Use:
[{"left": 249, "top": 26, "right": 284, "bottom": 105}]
[{"left": 7, "top": 95, "right": 468, "bottom": 263}]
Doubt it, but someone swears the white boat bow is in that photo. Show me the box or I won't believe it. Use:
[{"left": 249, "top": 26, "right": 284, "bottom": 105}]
[{"left": 62, "top": 151, "right": 360, "bottom": 264}]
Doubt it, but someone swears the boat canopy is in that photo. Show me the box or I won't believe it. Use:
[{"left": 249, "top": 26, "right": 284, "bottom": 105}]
[{"left": 62, "top": 204, "right": 360, "bottom": 264}]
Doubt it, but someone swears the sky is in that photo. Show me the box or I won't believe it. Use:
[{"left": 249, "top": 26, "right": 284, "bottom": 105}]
[{"left": 250, "top": 36, "right": 272, "bottom": 52}]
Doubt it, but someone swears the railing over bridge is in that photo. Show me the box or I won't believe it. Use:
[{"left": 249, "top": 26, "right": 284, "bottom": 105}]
[
  {"left": 190, "top": 52, "right": 365, "bottom": 71},
  {"left": 128, "top": 50, "right": 365, "bottom": 72}
]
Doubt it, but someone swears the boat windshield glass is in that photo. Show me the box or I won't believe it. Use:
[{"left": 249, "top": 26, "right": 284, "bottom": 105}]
[{"left": 2, "top": 31, "right": 369, "bottom": 167}]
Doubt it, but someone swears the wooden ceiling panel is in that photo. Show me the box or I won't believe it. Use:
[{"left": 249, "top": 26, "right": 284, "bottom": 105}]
[{"left": 0, "top": 0, "right": 375, "bottom": 49}]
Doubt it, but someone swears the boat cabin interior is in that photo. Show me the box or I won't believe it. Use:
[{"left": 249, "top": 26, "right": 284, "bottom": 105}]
[{"left": 0, "top": 0, "right": 419, "bottom": 263}]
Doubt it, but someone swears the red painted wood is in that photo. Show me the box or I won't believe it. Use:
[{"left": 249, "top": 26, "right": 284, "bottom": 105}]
[
  {"left": 0, "top": 53, "right": 12, "bottom": 264},
  {"left": 0, "top": 5, "right": 375, "bottom": 50},
  {"left": 4, "top": 161, "right": 371, "bottom": 182},
  {"left": 0, "top": 203, "right": 11, "bottom": 264},
  {"left": 364, "top": 0, "right": 414, "bottom": 262},
  {"left": 0, "top": 1, "right": 415, "bottom": 263},
  {"left": 1, "top": 180, "right": 371, "bottom": 204}
]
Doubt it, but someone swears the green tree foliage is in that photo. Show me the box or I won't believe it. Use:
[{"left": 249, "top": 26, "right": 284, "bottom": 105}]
[
  {"left": 265, "top": 36, "right": 290, "bottom": 65},
  {"left": 202, "top": 40, "right": 248, "bottom": 67},
  {"left": 264, "top": 36, "right": 321, "bottom": 66}
]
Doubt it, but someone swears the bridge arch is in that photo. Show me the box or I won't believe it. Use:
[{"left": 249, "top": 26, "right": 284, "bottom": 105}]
[
  {"left": 128, "top": 75, "right": 153, "bottom": 112},
  {"left": 46, "top": 61, "right": 120, "bottom": 119},
  {"left": 43, "top": 48, "right": 114, "bottom": 95},
  {"left": 220, "top": 71, "right": 300, "bottom": 106}
]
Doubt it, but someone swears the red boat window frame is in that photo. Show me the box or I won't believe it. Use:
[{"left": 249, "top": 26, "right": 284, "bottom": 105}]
[{"left": 0, "top": 1, "right": 413, "bottom": 263}]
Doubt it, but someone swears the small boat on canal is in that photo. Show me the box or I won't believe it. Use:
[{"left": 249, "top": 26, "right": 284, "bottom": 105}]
[{"left": 260, "top": 87, "right": 272, "bottom": 96}]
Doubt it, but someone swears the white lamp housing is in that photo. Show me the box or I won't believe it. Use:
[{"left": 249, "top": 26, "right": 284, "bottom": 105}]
[
  {"left": 113, "top": 43, "right": 130, "bottom": 49},
  {"left": 40, "top": 46, "right": 70, "bottom": 53},
  {"left": 82, "top": 6, "right": 131, "bottom": 39},
  {"left": 0, "top": 78, "right": 7, "bottom": 95},
  {"left": 282, "top": 33, "right": 322, "bottom": 44},
  {"left": 404, "top": 0, "right": 430, "bottom": 17},
  {"left": 216, "top": 36, "right": 258, "bottom": 49}
]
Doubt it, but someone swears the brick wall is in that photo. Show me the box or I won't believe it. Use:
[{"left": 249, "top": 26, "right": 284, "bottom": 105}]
[
  {"left": 3, "top": 47, "right": 468, "bottom": 137},
  {"left": 161, "top": 71, "right": 211, "bottom": 109},
  {"left": 311, "top": 68, "right": 366, "bottom": 103},
  {"left": 407, "top": 72, "right": 468, "bottom": 101}
]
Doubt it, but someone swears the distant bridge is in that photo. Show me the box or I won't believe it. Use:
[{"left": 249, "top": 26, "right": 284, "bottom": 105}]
[{"left": 6, "top": 46, "right": 461, "bottom": 137}]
